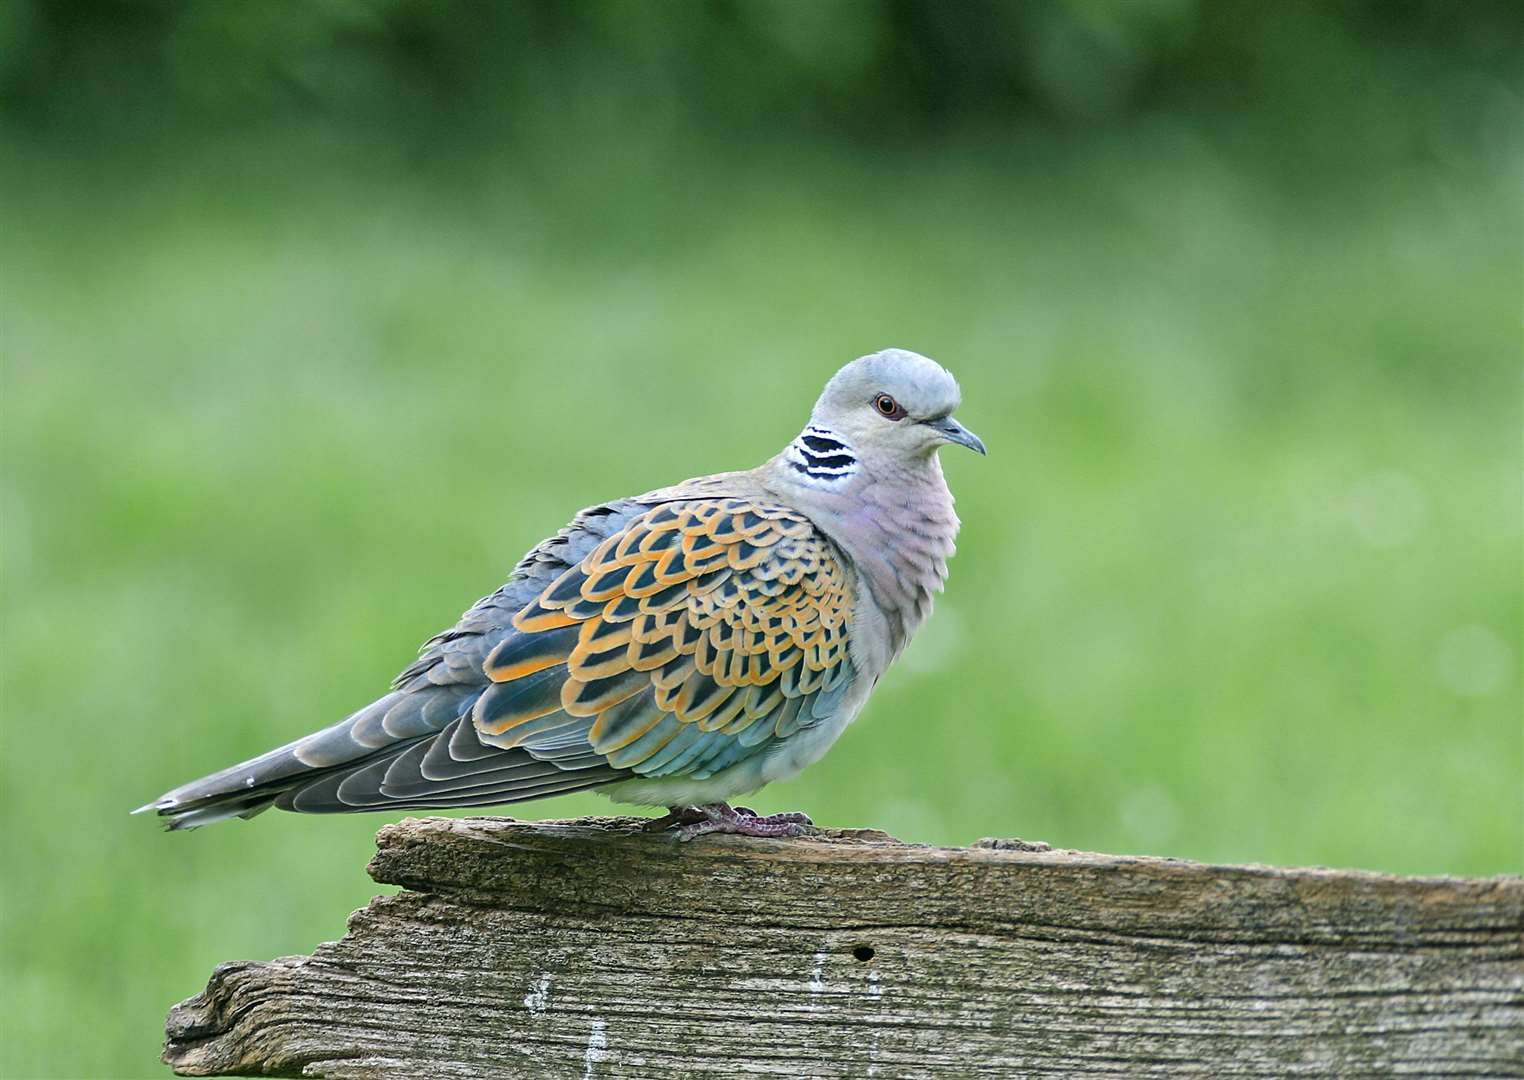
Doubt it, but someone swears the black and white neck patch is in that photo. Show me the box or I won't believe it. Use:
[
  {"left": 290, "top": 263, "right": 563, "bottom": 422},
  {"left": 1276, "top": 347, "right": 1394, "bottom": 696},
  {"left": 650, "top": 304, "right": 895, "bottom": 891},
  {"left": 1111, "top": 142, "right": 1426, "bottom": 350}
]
[{"left": 784, "top": 426, "right": 859, "bottom": 485}]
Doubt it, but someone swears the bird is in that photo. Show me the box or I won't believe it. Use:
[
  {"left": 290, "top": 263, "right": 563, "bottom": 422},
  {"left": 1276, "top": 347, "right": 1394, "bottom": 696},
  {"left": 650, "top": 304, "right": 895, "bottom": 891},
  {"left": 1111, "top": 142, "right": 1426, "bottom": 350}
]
[{"left": 135, "top": 348, "right": 985, "bottom": 840}]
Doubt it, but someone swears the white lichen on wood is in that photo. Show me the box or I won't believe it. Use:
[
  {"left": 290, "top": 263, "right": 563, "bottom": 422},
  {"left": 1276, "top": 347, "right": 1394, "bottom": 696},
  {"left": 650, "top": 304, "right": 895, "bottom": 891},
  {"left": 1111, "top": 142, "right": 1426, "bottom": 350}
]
[{"left": 163, "top": 816, "right": 1524, "bottom": 1079}]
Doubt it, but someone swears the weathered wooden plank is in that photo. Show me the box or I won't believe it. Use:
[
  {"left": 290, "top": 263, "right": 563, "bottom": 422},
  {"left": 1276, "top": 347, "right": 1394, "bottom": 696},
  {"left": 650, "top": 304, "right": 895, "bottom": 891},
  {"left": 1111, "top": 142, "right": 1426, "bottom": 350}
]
[{"left": 164, "top": 816, "right": 1524, "bottom": 1079}]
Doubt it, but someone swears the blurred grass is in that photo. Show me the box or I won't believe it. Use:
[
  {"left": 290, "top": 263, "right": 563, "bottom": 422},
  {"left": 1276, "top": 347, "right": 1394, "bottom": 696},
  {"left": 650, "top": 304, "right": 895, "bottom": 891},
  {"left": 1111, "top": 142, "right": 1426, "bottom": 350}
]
[{"left": 2, "top": 119, "right": 1521, "bottom": 1076}]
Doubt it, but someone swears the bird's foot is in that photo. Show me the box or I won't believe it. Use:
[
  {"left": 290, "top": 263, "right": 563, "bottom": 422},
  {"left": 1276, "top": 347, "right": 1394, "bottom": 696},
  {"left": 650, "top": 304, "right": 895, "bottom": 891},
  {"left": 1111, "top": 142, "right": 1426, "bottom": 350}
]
[
  {"left": 647, "top": 803, "right": 813, "bottom": 841},
  {"left": 733, "top": 806, "right": 814, "bottom": 826}
]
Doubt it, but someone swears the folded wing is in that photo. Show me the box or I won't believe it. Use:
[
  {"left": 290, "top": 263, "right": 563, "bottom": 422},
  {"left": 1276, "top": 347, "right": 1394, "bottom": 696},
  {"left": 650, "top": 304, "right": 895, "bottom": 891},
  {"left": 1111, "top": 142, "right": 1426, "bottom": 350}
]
[
  {"left": 475, "top": 496, "right": 856, "bottom": 782},
  {"left": 141, "top": 495, "right": 855, "bottom": 827}
]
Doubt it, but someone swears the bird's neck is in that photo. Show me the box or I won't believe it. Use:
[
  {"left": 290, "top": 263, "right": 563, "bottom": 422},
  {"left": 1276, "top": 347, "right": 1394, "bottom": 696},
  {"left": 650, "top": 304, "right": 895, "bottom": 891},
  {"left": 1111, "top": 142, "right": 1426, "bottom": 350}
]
[
  {"left": 779, "top": 425, "right": 861, "bottom": 487},
  {"left": 767, "top": 437, "right": 960, "bottom": 663}
]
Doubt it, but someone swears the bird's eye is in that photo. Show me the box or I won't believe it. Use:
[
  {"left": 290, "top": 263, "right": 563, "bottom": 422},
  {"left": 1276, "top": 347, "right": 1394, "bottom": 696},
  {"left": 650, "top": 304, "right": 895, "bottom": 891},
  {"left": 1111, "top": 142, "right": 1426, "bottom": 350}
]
[{"left": 873, "top": 394, "right": 906, "bottom": 420}]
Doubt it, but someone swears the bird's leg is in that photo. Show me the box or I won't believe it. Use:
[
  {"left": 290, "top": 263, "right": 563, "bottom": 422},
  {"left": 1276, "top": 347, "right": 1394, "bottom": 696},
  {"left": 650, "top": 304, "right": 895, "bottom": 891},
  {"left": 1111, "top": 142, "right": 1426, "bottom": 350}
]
[
  {"left": 643, "top": 806, "right": 709, "bottom": 832},
  {"left": 671, "top": 802, "right": 813, "bottom": 841},
  {"left": 646, "top": 804, "right": 814, "bottom": 834}
]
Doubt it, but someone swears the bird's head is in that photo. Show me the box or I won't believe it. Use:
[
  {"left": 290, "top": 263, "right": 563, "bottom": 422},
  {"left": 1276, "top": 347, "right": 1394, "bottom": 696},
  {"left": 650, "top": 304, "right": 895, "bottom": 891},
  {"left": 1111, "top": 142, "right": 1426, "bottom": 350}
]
[{"left": 807, "top": 348, "right": 985, "bottom": 465}]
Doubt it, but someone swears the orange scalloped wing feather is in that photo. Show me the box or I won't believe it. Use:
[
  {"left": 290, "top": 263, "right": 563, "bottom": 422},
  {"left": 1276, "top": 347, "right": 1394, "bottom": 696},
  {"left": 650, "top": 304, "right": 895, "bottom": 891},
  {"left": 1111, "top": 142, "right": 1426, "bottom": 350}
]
[{"left": 474, "top": 498, "right": 854, "bottom": 779}]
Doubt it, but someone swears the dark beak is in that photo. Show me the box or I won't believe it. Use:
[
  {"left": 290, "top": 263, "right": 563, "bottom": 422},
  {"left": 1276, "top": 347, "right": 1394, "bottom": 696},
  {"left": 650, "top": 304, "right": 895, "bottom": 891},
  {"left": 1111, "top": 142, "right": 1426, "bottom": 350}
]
[{"left": 924, "top": 416, "right": 987, "bottom": 455}]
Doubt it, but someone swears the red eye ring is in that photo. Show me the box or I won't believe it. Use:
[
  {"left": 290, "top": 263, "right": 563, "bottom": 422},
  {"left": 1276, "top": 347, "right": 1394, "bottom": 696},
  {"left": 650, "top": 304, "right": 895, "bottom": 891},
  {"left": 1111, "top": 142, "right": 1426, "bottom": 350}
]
[{"left": 873, "top": 393, "right": 906, "bottom": 420}]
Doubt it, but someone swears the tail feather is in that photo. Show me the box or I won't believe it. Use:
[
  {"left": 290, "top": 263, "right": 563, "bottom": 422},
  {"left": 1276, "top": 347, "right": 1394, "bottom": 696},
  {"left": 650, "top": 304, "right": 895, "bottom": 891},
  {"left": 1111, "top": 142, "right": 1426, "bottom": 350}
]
[
  {"left": 136, "top": 686, "right": 623, "bottom": 830},
  {"left": 280, "top": 757, "right": 621, "bottom": 813}
]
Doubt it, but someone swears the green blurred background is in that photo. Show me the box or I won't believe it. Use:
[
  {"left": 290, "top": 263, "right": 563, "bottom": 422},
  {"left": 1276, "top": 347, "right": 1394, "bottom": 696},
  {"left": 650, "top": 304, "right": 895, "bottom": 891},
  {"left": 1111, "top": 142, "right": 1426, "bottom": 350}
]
[{"left": 2, "top": 1, "right": 1520, "bottom": 1075}]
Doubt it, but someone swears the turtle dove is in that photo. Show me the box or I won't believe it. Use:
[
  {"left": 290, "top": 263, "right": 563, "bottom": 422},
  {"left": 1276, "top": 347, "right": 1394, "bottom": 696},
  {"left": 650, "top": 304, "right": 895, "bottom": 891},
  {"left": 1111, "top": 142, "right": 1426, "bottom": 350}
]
[{"left": 136, "top": 348, "right": 985, "bottom": 839}]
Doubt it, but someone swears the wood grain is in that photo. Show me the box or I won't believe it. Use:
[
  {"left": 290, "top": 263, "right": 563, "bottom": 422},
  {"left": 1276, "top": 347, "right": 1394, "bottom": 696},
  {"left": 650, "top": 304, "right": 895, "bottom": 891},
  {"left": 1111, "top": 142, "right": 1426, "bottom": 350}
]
[{"left": 163, "top": 816, "right": 1524, "bottom": 1078}]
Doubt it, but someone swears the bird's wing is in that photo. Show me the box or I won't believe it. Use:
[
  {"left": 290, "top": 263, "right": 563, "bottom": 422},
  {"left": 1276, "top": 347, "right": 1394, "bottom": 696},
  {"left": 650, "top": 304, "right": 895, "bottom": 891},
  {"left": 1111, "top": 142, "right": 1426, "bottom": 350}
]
[
  {"left": 471, "top": 495, "right": 857, "bottom": 782},
  {"left": 148, "top": 493, "right": 856, "bottom": 825}
]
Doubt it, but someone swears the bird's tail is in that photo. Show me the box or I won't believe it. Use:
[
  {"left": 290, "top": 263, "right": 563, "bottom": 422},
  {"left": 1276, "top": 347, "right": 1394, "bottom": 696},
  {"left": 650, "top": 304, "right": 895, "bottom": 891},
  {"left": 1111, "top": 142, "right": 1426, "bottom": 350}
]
[
  {"left": 133, "top": 688, "right": 478, "bottom": 829},
  {"left": 135, "top": 684, "right": 621, "bottom": 829}
]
